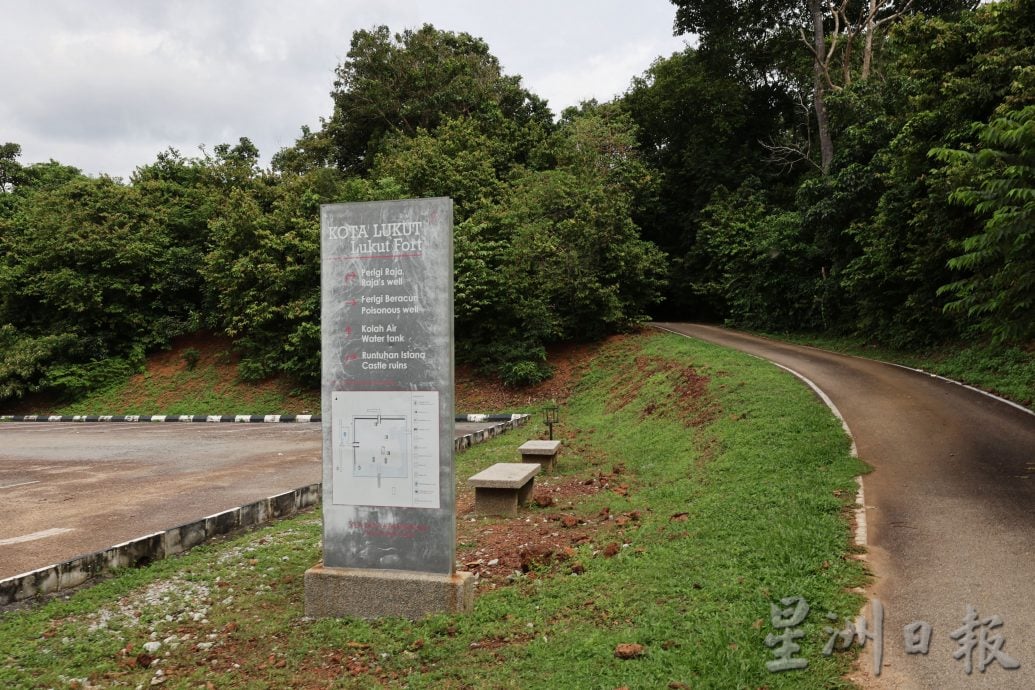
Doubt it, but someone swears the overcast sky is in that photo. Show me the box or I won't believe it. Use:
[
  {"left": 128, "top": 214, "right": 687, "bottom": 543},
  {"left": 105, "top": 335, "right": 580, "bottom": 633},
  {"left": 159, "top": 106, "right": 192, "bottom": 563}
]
[{"left": 1, "top": 1, "right": 689, "bottom": 180}]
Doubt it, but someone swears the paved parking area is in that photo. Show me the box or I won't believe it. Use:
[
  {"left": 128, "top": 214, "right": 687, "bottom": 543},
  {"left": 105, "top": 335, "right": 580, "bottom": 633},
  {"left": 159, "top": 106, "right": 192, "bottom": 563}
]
[{"left": 0, "top": 420, "right": 503, "bottom": 579}]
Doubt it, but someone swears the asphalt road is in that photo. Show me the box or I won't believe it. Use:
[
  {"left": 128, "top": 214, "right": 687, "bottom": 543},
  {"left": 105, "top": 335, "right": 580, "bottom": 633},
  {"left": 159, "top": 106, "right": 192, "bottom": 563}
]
[
  {"left": 655, "top": 323, "right": 1035, "bottom": 690},
  {"left": 0, "top": 421, "right": 501, "bottom": 581}
]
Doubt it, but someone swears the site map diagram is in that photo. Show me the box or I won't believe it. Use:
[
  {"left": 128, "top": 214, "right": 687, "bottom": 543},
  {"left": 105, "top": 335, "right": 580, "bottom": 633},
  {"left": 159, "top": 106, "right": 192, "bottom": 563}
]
[{"left": 331, "top": 390, "right": 440, "bottom": 509}]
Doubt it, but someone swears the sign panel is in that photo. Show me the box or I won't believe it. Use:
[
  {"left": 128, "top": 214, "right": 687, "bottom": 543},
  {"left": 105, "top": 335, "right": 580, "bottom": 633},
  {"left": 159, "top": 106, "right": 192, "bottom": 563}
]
[{"left": 320, "top": 198, "right": 454, "bottom": 574}]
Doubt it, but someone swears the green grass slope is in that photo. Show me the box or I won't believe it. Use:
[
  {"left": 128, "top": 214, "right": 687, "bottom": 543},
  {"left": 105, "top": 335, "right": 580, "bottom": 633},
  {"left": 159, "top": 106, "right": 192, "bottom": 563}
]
[{"left": 0, "top": 331, "right": 869, "bottom": 689}]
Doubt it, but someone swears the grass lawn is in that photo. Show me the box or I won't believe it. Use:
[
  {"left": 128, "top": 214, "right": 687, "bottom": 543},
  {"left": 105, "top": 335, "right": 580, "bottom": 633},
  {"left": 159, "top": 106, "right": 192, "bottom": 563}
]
[{"left": 0, "top": 331, "right": 869, "bottom": 689}]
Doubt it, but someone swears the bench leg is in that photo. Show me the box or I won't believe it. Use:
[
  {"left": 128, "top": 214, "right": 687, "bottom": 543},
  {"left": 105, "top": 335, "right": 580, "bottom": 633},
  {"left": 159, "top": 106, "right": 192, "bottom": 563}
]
[
  {"left": 474, "top": 487, "right": 519, "bottom": 516},
  {"left": 517, "top": 477, "right": 535, "bottom": 507},
  {"left": 520, "top": 454, "right": 556, "bottom": 473}
]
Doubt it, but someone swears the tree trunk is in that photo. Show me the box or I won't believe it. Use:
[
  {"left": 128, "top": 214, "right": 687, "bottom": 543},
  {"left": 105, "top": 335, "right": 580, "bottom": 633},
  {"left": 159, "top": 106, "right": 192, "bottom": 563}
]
[
  {"left": 811, "top": 0, "right": 834, "bottom": 174},
  {"left": 862, "top": 0, "right": 877, "bottom": 79}
]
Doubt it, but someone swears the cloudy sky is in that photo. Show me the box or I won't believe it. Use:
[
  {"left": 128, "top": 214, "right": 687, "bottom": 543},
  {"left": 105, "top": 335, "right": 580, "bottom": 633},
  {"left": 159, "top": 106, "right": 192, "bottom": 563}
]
[{"left": 1, "top": 1, "right": 689, "bottom": 179}]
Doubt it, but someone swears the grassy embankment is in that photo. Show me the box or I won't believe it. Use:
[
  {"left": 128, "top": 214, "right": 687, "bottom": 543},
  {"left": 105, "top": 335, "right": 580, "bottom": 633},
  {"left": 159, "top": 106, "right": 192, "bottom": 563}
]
[
  {"left": 0, "top": 331, "right": 869, "bottom": 689},
  {"left": 45, "top": 336, "right": 320, "bottom": 417},
  {"left": 758, "top": 332, "right": 1034, "bottom": 411}
]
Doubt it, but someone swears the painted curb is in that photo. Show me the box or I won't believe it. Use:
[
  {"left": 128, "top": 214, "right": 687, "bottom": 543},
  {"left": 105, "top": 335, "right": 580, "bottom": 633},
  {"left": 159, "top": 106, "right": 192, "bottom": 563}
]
[
  {"left": 455, "top": 413, "right": 526, "bottom": 423},
  {"left": 454, "top": 414, "right": 529, "bottom": 452},
  {"left": 0, "top": 414, "right": 319, "bottom": 423},
  {"left": 0, "top": 484, "right": 320, "bottom": 607},
  {"left": 0, "top": 414, "right": 529, "bottom": 606}
]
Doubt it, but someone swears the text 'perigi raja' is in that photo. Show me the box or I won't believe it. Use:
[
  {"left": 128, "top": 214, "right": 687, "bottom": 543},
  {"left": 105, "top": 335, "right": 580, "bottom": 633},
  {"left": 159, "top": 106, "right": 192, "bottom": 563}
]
[{"left": 326, "top": 222, "right": 424, "bottom": 254}]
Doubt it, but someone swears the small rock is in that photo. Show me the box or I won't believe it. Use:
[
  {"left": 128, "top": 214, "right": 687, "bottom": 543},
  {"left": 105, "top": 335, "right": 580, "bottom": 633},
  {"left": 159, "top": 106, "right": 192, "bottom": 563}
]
[
  {"left": 487, "top": 558, "right": 499, "bottom": 566},
  {"left": 614, "top": 643, "right": 645, "bottom": 659},
  {"left": 533, "top": 492, "right": 555, "bottom": 508},
  {"left": 143, "top": 641, "right": 162, "bottom": 654}
]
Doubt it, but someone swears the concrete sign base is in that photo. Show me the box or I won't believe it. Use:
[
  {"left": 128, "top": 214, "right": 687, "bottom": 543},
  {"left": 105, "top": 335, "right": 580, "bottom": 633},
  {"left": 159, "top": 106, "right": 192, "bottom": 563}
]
[{"left": 304, "top": 564, "right": 474, "bottom": 619}]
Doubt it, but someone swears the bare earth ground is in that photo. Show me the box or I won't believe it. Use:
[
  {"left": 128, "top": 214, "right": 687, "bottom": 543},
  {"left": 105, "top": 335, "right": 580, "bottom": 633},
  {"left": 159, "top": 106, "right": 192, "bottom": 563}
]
[
  {"left": 10, "top": 333, "right": 607, "bottom": 417},
  {"left": 455, "top": 339, "right": 612, "bottom": 412}
]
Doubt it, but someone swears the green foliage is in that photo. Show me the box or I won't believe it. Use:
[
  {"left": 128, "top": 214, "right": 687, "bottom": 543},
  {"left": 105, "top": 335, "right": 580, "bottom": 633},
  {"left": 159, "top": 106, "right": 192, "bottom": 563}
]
[
  {"left": 933, "top": 104, "right": 1035, "bottom": 342},
  {"left": 39, "top": 351, "right": 145, "bottom": 401},
  {"left": 0, "top": 325, "right": 76, "bottom": 399},
  {"left": 498, "top": 358, "right": 553, "bottom": 388},
  {"left": 453, "top": 104, "right": 668, "bottom": 379},
  {"left": 371, "top": 117, "right": 505, "bottom": 221},
  {"left": 667, "top": 0, "right": 1034, "bottom": 348},
  {"left": 0, "top": 175, "right": 194, "bottom": 399},
  {"left": 693, "top": 182, "right": 823, "bottom": 330},
  {"left": 323, "top": 24, "right": 553, "bottom": 173},
  {"left": 180, "top": 347, "right": 201, "bottom": 371},
  {"left": 623, "top": 45, "right": 802, "bottom": 317}
]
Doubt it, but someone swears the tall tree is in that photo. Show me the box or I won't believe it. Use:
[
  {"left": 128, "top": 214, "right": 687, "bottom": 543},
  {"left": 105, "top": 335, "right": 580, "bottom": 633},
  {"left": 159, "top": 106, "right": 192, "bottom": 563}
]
[
  {"left": 321, "top": 24, "right": 553, "bottom": 173},
  {"left": 669, "top": 0, "right": 976, "bottom": 173}
]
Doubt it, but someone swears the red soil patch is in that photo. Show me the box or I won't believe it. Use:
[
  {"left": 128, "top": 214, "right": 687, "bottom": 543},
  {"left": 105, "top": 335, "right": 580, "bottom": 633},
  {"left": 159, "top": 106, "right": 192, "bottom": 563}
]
[
  {"left": 455, "top": 462, "right": 643, "bottom": 584},
  {"left": 116, "top": 333, "right": 317, "bottom": 414},
  {"left": 455, "top": 337, "right": 622, "bottom": 412},
  {"left": 607, "top": 353, "right": 721, "bottom": 427}
]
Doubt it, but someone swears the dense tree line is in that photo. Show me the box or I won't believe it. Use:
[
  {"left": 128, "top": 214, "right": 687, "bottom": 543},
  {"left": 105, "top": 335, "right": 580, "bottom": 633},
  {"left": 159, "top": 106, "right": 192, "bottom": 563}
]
[
  {"left": 0, "top": 24, "right": 664, "bottom": 400},
  {"left": 631, "top": 0, "right": 1032, "bottom": 346},
  {"left": 1, "top": 2, "right": 1031, "bottom": 404}
]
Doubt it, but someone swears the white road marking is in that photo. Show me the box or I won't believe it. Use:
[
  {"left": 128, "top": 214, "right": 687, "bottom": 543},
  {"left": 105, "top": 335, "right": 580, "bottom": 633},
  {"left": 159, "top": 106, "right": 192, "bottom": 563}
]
[
  {"left": 0, "top": 480, "right": 40, "bottom": 490},
  {"left": 0, "top": 527, "right": 73, "bottom": 545}
]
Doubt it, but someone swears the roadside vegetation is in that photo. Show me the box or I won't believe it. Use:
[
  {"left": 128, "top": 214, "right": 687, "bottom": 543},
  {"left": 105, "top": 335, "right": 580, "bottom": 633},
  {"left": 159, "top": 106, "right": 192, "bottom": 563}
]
[
  {"left": 758, "top": 332, "right": 1035, "bottom": 411},
  {"left": 41, "top": 335, "right": 319, "bottom": 417},
  {"left": 0, "top": 332, "right": 868, "bottom": 689}
]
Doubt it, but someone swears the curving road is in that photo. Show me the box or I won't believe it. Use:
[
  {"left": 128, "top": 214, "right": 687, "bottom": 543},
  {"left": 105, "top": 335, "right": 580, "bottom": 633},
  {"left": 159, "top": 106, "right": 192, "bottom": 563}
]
[{"left": 655, "top": 323, "right": 1035, "bottom": 690}]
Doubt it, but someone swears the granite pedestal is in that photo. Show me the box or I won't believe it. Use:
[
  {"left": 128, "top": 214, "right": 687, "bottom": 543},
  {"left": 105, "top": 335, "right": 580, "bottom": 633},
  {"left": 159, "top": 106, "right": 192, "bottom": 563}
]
[{"left": 304, "top": 564, "right": 474, "bottom": 619}]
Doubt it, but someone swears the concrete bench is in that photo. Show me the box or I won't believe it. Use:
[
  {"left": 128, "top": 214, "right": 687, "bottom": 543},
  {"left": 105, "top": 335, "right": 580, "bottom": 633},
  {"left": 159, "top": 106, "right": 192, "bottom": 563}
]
[
  {"left": 467, "top": 463, "right": 540, "bottom": 516},
  {"left": 518, "top": 440, "right": 562, "bottom": 472}
]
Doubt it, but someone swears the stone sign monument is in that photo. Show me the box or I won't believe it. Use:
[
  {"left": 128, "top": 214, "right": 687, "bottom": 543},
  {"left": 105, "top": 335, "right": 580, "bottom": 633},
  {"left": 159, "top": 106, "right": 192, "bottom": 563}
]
[{"left": 305, "top": 197, "right": 474, "bottom": 618}]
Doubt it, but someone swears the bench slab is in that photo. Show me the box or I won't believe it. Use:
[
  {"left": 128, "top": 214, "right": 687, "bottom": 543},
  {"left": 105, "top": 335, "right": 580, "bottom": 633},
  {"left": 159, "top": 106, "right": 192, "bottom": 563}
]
[
  {"left": 518, "top": 440, "right": 561, "bottom": 471},
  {"left": 468, "top": 463, "right": 539, "bottom": 516},
  {"left": 518, "top": 440, "right": 562, "bottom": 456}
]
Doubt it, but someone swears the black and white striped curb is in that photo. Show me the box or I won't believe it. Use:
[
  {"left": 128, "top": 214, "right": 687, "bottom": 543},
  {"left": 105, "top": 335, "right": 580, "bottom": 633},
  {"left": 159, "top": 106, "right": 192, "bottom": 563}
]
[
  {"left": 0, "top": 414, "right": 319, "bottom": 423},
  {"left": 455, "top": 413, "right": 526, "bottom": 422},
  {"left": 0, "top": 484, "right": 321, "bottom": 608},
  {"left": 3, "top": 413, "right": 527, "bottom": 424}
]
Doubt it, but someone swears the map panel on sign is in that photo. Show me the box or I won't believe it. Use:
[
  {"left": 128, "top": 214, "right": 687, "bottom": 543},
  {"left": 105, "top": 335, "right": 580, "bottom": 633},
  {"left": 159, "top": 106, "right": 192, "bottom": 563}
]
[{"left": 331, "top": 390, "right": 440, "bottom": 509}]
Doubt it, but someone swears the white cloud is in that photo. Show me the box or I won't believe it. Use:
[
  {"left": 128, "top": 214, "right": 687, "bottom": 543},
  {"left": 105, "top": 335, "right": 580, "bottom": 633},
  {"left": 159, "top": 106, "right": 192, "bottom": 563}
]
[{"left": 0, "top": 0, "right": 687, "bottom": 178}]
